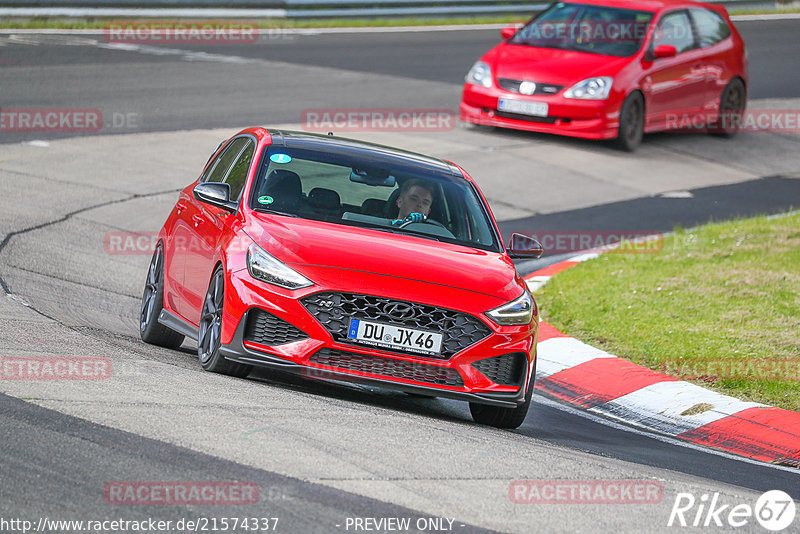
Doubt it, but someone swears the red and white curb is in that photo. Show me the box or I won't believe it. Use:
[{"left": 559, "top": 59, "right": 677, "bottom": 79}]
[{"left": 527, "top": 255, "right": 800, "bottom": 467}]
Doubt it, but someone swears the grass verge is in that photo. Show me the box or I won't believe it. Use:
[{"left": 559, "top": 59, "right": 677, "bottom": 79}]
[
  {"left": 535, "top": 212, "right": 800, "bottom": 412},
  {"left": 1, "top": 8, "right": 799, "bottom": 30},
  {"left": 0, "top": 16, "right": 524, "bottom": 31}
]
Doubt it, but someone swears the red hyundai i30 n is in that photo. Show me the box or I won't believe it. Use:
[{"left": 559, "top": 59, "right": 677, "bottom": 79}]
[
  {"left": 140, "top": 128, "right": 544, "bottom": 428},
  {"left": 460, "top": 0, "right": 747, "bottom": 150}
]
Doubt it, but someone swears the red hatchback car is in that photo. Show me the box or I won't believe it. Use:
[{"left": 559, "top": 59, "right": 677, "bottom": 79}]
[
  {"left": 140, "top": 128, "right": 544, "bottom": 428},
  {"left": 460, "top": 0, "right": 747, "bottom": 150}
]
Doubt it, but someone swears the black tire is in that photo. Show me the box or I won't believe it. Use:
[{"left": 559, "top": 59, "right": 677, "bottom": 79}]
[
  {"left": 140, "top": 243, "right": 185, "bottom": 349},
  {"left": 616, "top": 92, "right": 644, "bottom": 152},
  {"left": 710, "top": 78, "right": 746, "bottom": 137},
  {"left": 198, "top": 266, "right": 252, "bottom": 378},
  {"left": 470, "top": 372, "right": 534, "bottom": 429}
]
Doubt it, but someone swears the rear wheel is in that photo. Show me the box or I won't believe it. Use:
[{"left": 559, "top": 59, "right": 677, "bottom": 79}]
[
  {"left": 140, "top": 243, "right": 184, "bottom": 349},
  {"left": 616, "top": 92, "right": 644, "bottom": 152},
  {"left": 470, "top": 373, "right": 534, "bottom": 429},
  {"left": 198, "top": 266, "right": 252, "bottom": 378},
  {"left": 711, "top": 78, "right": 746, "bottom": 137}
]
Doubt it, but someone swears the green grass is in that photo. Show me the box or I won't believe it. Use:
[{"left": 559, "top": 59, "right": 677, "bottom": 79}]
[
  {"left": 2, "top": 8, "right": 800, "bottom": 30},
  {"left": 535, "top": 212, "right": 800, "bottom": 412},
  {"left": 0, "top": 16, "right": 525, "bottom": 31}
]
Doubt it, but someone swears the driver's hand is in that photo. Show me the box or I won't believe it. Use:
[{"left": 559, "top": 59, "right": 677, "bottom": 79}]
[{"left": 392, "top": 212, "right": 426, "bottom": 226}]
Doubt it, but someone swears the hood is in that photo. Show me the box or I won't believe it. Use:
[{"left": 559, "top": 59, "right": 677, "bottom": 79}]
[
  {"left": 486, "top": 43, "right": 630, "bottom": 86},
  {"left": 244, "top": 212, "right": 523, "bottom": 303}
]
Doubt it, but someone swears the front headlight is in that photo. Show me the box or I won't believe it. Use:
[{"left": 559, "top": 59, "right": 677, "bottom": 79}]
[
  {"left": 247, "top": 243, "right": 313, "bottom": 289},
  {"left": 486, "top": 291, "right": 534, "bottom": 326},
  {"left": 465, "top": 61, "right": 493, "bottom": 88},
  {"left": 563, "top": 76, "right": 613, "bottom": 100}
]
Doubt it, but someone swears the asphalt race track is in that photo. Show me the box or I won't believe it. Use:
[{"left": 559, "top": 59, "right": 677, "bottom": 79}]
[{"left": 1, "top": 17, "right": 799, "bottom": 534}]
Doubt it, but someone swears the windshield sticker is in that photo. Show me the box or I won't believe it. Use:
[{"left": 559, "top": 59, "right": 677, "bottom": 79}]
[
  {"left": 270, "top": 153, "right": 292, "bottom": 164},
  {"left": 258, "top": 195, "right": 274, "bottom": 205}
]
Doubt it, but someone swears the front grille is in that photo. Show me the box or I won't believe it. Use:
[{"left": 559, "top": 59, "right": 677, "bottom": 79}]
[
  {"left": 498, "top": 78, "right": 564, "bottom": 95},
  {"left": 244, "top": 309, "right": 308, "bottom": 346},
  {"left": 495, "top": 111, "right": 559, "bottom": 124},
  {"left": 310, "top": 348, "right": 464, "bottom": 387},
  {"left": 301, "top": 292, "right": 491, "bottom": 359},
  {"left": 472, "top": 353, "right": 527, "bottom": 386}
]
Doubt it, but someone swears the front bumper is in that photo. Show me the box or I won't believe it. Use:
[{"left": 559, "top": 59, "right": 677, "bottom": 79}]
[
  {"left": 460, "top": 83, "right": 621, "bottom": 140},
  {"left": 220, "top": 268, "right": 537, "bottom": 408}
]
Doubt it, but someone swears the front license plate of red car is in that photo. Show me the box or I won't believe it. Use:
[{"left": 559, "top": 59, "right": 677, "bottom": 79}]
[
  {"left": 348, "top": 319, "right": 443, "bottom": 356},
  {"left": 498, "top": 98, "right": 548, "bottom": 117}
]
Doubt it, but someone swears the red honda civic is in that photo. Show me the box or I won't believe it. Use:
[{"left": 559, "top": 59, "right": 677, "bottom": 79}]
[
  {"left": 460, "top": 0, "right": 747, "bottom": 150},
  {"left": 140, "top": 128, "right": 543, "bottom": 428}
]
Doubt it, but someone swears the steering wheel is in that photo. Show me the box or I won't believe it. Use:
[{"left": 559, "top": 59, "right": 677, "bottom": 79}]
[{"left": 399, "top": 218, "right": 448, "bottom": 230}]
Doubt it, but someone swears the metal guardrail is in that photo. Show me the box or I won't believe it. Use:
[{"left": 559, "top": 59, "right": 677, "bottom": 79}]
[{"left": 0, "top": 0, "right": 790, "bottom": 17}]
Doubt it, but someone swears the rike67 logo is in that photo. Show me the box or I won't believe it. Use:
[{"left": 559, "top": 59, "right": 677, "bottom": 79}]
[{"left": 668, "top": 490, "right": 796, "bottom": 531}]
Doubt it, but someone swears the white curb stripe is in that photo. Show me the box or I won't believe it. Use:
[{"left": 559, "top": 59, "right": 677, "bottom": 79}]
[
  {"left": 536, "top": 337, "right": 616, "bottom": 379},
  {"left": 589, "top": 380, "right": 765, "bottom": 436}
]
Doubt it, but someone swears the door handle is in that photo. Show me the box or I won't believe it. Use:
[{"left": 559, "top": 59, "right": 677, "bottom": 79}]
[
  {"left": 192, "top": 214, "right": 204, "bottom": 226},
  {"left": 176, "top": 202, "right": 186, "bottom": 212}
]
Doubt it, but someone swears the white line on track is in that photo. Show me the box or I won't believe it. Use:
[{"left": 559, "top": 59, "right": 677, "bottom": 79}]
[{"left": 533, "top": 394, "right": 800, "bottom": 474}]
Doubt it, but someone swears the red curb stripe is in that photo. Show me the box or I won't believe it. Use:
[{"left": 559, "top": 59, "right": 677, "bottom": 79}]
[
  {"left": 537, "top": 357, "right": 679, "bottom": 408},
  {"left": 526, "top": 260, "right": 580, "bottom": 278},
  {"left": 677, "top": 407, "right": 800, "bottom": 462},
  {"left": 537, "top": 321, "right": 567, "bottom": 342}
]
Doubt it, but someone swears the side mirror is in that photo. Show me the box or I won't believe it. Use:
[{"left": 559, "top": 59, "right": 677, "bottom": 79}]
[
  {"left": 653, "top": 44, "right": 677, "bottom": 59},
  {"left": 507, "top": 232, "right": 544, "bottom": 259},
  {"left": 501, "top": 25, "right": 519, "bottom": 40},
  {"left": 193, "top": 182, "right": 238, "bottom": 213}
]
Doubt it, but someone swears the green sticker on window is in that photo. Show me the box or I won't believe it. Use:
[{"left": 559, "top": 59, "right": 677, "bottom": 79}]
[{"left": 258, "top": 195, "right": 274, "bottom": 205}]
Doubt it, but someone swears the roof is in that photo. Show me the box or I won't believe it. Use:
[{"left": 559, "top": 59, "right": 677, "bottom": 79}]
[
  {"left": 266, "top": 129, "right": 462, "bottom": 179},
  {"left": 562, "top": 0, "right": 715, "bottom": 12}
]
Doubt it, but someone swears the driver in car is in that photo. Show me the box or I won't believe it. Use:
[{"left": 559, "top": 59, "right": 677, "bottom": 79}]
[{"left": 392, "top": 179, "right": 434, "bottom": 226}]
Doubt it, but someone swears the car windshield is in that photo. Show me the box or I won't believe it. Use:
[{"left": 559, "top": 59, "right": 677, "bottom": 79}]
[
  {"left": 510, "top": 2, "right": 654, "bottom": 57},
  {"left": 249, "top": 146, "right": 502, "bottom": 252}
]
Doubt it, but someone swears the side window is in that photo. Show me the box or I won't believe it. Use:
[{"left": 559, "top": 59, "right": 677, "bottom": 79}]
[
  {"left": 203, "top": 137, "right": 249, "bottom": 184},
  {"left": 653, "top": 11, "right": 695, "bottom": 54},
  {"left": 223, "top": 139, "right": 255, "bottom": 201},
  {"left": 690, "top": 9, "right": 731, "bottom": 48}
]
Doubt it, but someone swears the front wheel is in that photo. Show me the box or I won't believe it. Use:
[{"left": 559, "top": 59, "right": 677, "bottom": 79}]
[
  {"left": 616, "top": 92, "right": 644, "bottom": 152},
  {"left": 198, "top": 266, "right": 252, "bottom": 378},
  {"left": 470, "top": 375, "right": 533, "bottom": 429}
]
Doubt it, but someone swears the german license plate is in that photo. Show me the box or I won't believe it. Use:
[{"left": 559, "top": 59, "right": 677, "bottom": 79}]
[
  {"left": 498, "top": 98, "right": 548, "bottom": 117},
  {"left": 348, "top": 318, "right": 442, "bottom": 356}
]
